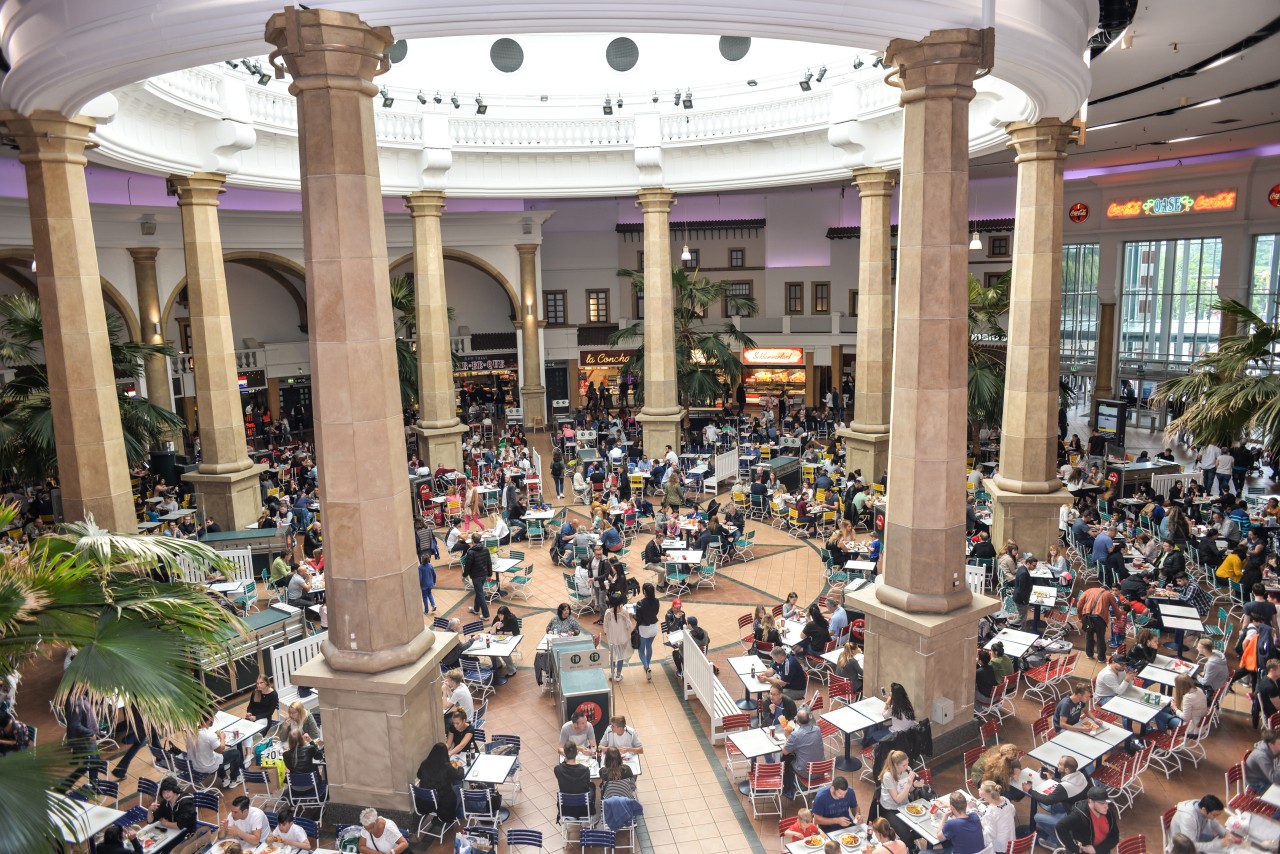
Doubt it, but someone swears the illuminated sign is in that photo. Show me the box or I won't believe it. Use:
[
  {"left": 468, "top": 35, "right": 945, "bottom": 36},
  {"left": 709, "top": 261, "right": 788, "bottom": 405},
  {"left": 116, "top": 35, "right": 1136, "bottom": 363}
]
[
  {"left": 580, "top": 349, "right": 635, "bottom": 367},
  {"left": 457, "top": 354, "right": 517, "bottom": 373},
  {"left": 1269, "top": 184, "right": 1280, "bottom": 208},
  {"left": 743, "top": 347, "right": 804, "bottom": 365},
  {"left": 1106, "top": 189, "right": 1237, "bottom": 219},
  {"left": 1069, "top": 202, "right": 1089, "bottom": 223}
]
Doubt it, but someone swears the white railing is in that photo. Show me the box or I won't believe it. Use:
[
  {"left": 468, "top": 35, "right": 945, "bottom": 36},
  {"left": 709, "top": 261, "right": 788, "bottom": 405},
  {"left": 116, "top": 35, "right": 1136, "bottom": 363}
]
[
  {"left": 450, "top": 117, "right": 634, "bottom": 147},
  {"left": 171, "top": 348, "right": 266, "bottom": 375},
  {"left": 148, "top": 67, "right": 222, "bottom": 112},
  {"left": 857, "top": 77, "right": 899, "bottom": 114},
  {"left": 375, "top": 110, "right": 423, "bottom": 145},
  {"left": 246, "top": 87, "right": 300, "bottom": 133},
  {"left": 660, "top": 93, "right": 830, "bottom": 142},
  {"left": 450, "top": 336, "right": 471, "bottom": 354}
]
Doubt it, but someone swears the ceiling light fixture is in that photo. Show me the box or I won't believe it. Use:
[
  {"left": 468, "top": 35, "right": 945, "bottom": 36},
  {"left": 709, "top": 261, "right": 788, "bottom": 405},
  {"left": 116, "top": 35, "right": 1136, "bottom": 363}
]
[
  {"left": 872, "top": 56, "right": 885, "bottom": 69},
  {"left": 380, "top": 87, "right": 394, "bottom": 108},
  {"left": 1200, "top": 51, "right": 1243, "bottom": 72},
  {"left": 450, "top": 93, "right": 460, "bottom": 109},
  {"left": 475, "top": 95, "right": 487, "bottom": 115},
  {"left": 433, "top": 92, "right": 443, "bottom": 104},
  {"left": 799, "top": 70, "right": 813, "bottom": 91},
  {"left": 674, "top": 90, "right": 681, "bottom": 106},
  {"left": 616, "top": 95, "right": 623, "bottom": 110},
  {"left": 652, "top": 91, "right": 659, "bottom": 103},
  {"left": 747, "top": 79, "right": 757, "bottom": 87},
  {"left": 1187, "top": 98, "right": 1221, "bottom": 109},
  {"left": 416, "top": 90, "right": 427, "bottom": 105},
  {"left": 251, "top": 61, "right": 270, "bottom": 85},
  {"left": 815, "top": 65, "right": 827, "bottom": 83},
  {"left": 682, "top": 90, "right": 693, "bottom": 110},
  {"left": 603, "top": 97, "right": 613, "bottom": 116},
  {"left": 969, "top": 231, "right": 983, "bottom": 251},
  {"left": 224, "top": 60, "right": 240, "bottom": 70},
  {"left": 540, "top": 94, "right": 548, "bottom": 102},
  {"left": 1168, "top": 135, "right": 1200, "bottom": 143},
  {"left": 853, "top": 56, "right": 864, "bottom": 70}
]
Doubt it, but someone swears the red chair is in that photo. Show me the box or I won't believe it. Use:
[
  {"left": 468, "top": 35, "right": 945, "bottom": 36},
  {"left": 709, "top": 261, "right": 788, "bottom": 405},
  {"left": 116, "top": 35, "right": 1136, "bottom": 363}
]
[
  {"left": 962, "top": 747, "right": 984, "bottom": 794},
  {"left": 794, "top": 759, "right": 835, "bottom": 806},
  {"left": 778, "top": 817, "right": 802, "bottom": 854},
  {"left": 1116, "top": 835, "right": 1147, "bottom": 854},
  {"left": 1031, "top": 716, "right": 1054, "bottom": 746},
  {"left": 979, "top": 718, "right": 1000, "bottom": 746},
  {"left": 1225, "top": 763, "right": 1245, "bottom": 802},
  {"left": 1006, "top": 834, "right": 1036, "bottom": 854},
  {"left": 771, "top": 604, "right": 784, "bottom": 618},
  {"left": 722, "top": 713, "right": 752, "bottom": 779},
  {"left": 738, "top": 614, "right": 756, "bottom": 651},
  {"left": 1159, "top": 807, "right": 1176, "bottom": 854},
  {"left": 748, "top": 762, "right": 784, "bottom": 818},
  {"left": 829, "top": 675, "right": 856, "bottom": 708}
]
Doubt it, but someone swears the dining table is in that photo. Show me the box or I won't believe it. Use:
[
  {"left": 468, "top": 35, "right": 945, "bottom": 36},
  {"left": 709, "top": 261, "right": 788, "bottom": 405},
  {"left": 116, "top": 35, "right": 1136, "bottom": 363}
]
[
  {"left": 727, "top": 654, "right": 772, "bottom": 714},
  {"left": 726, "top": 726, "right": 787, "bottom": 794}
]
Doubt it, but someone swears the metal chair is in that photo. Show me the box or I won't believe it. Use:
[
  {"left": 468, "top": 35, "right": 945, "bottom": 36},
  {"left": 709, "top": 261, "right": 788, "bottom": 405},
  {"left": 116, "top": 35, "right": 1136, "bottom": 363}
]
[
  {"left": 135, "top": 777, "right": 159, "bottom": 808},
  {"left": 580, "top": 828, "right": 617, "bottom": 853},
  {"left": 192, "top": 790, "right": 222, "bottom": 831},
  {"left": 556, "top": 791, "right": 596, "bottom": 833},
  {"left": 747, "top": 761, "right": 784, "bottom": 818},
  {"left": 507, "top": 828, "right": 544, "bottom": 852},
  {"left": 411, "top": 785, "right": 457, "bottom": 846},
  {"left": 240, "top": 769, "right": 276, "bottom": 810},
  {"left": 463, "top": 787, "right": 504, "bottom": 829},
  {"left": 279, "top": 771, "right": 327, "bottom": 825}
]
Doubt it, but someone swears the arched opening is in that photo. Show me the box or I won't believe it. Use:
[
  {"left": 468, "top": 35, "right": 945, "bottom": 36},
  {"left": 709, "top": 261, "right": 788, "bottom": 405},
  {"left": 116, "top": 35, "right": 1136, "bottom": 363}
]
[
  {"left": 162, "top": 251, "right": 309, "bottom": 349},
  {"left": 0, "top": 248, "right": 141, "bottom": 342},
  {"left": 388, "top": 248, "right": 519, "bottom": 332}
]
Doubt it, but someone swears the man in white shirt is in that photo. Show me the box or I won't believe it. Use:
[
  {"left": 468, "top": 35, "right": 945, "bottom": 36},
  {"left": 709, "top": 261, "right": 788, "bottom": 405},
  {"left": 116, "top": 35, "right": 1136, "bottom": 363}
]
[
  {"left": 598, "top": 715, "right": 644, "bottom": 755},
  {"left": 220, "top": 795, "right": 270, "bottom": 846},
  {"left": 664, "top": 446, "right": 679, "bottom": 468},
  {"left": 185, "top": 715, "right": 245, "bottom": 787},
  {"left": 357, "top": 808, "right": 407, "bottom": 854},
  {"left": 265, "top": 805, "right": 312, "bottom": 850},
  {"left": 1199, "top": 442, "right": 1221, "bottom": 492},
  {"left": 609, "top": 444, "right": 625, "bottom": 465},
  {"left": 703, "top": 423, "right": 719, "bottom": 447}
]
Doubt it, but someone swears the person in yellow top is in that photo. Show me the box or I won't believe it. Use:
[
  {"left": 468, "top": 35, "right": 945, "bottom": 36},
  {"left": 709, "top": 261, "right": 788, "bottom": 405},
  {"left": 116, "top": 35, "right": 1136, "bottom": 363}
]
[{"left": 1215, "top": 542, "right": 1246, "bottom": 585}]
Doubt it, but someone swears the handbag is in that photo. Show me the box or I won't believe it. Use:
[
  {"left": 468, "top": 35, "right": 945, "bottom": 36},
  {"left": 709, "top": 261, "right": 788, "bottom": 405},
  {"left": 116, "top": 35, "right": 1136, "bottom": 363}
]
[{"left": 630, "top": 627, "right": 641, "bottom": 650}]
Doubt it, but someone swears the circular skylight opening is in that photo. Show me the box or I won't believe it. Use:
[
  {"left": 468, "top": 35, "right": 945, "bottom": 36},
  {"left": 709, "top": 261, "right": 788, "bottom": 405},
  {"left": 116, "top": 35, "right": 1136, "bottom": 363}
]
[
  {"left": 490, "top": 38, "right": 525, "bottom": 73},
  {"left": 719, "top": 36, "right": 752, "bottom": 61},
  {"left": 606, "top": 37, "right": 640, "bottom": 72}
]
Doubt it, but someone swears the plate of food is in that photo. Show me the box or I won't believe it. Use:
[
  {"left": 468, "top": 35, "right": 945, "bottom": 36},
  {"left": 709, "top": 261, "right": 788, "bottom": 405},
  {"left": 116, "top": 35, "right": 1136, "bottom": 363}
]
[
  {"left": 805, "top": 836, "right": 825, "bottom": 848},
  {"left": 904, "top": 803, "right": 927, "bottom": 817},
  {"left": 840, "top": 834, "right": 862, "bottom": 847}
]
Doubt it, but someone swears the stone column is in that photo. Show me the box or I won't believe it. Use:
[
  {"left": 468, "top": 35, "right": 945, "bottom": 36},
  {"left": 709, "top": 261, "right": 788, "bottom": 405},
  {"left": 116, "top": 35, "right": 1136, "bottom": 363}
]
[
  {"left": 516, "top": 243, "right": 547, "bottom": 425},
  {"left": 837, "top": 168, "right": 897, "bottom": 480},
  {"left": 129, "top": 248, "right": 175, "bottom": 413},
  {"left": 988, "top": 120, "right": 1075, "bottom": 559},
  {"left": 0, "top": 112, "right": 136, "bottom": 532},
  {"left": 1091, "top": 301, "right": 1117, "bottom": 415},
  {"left": 266, "top": 6, "right": 449, "bottom": 816},
  {"left": 169, "top": 173, "right": 266, "bottom": 531},
  {"left": 405, "top": 190, "right": 467, "bottom": 470},
  {"left": 634, "top": 188, "right": 683, "bottom": 455},
  {"left": 846, "top": 29, "right": 999, "bottom": 746}
]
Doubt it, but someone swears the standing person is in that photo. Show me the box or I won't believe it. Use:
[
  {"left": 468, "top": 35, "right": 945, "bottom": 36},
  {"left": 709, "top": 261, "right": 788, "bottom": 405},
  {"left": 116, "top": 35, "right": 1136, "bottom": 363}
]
[
  {"left": 462, "top": 533, "right": 493, "bottom": 619},
  {"left": 1198, "top": 442, "right": 1221, "bottom": 493},
  {"left": 1215, "top": 446, "right": 1235, "bottom": 497},
  {"left": 603, "top": 594, "right": 636, "bottom": 683},
  {"left": 111, "top": 704, "right": 165, "bottom": 779},
  {"left": 1077, "top": 583, "right": 1124, "bottom": 663},
  {"left": 634, "top": 583, "right": 661, "bottom": 682},
  {"left": 550, "top": 450, "right": 566, "bottom": 500},
  {"left": 417, "top": 552, "right": 437, "bottom": 615},
  {"left": 64, "top": 695, "right": 106, "bottom": 788},
  {"left": 463, "top": 478, "right": 482, "bottom": 533}
]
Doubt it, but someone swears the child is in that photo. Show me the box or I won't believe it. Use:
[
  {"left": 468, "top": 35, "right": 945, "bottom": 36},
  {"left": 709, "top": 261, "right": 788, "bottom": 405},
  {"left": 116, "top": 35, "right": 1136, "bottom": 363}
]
[
  {"left": 417, "top": 553, "right": 437, "bottom": 614},
  {"left": 783, "top": 808, "right": 821, "bottom": 842}
]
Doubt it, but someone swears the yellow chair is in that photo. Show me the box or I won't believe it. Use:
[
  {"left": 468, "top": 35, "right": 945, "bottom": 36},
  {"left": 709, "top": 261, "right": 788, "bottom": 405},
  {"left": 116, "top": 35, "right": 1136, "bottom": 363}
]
[{"left": 760, "top": 446, "right": 772, "bottom": 460}]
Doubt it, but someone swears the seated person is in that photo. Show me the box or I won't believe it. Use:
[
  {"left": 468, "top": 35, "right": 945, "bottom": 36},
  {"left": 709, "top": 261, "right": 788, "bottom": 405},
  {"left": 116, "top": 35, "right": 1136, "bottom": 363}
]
[
  {"left": 415, "top": 741, "right": 465, "bottom": 823},
  {"left": 445, "top": 709, "right": 475, "bottom": 757},
  {"left": 265, "top": 805, "right": 313, "bottom": 852},
  {"left": 281, "top": 726, "right": 326, "bottom": 796},
  {"left": 558, "top": 711, "right": 598, "bottom": 757},
  {"left": 762, "top": 646, "right": 808, "bottom": 701},
  {"left": 599, "top": 746, "right": 638, "bottom": 801},
  {"left": 219, "top": 795, "right": 270, "bottom": 847},
  {"left": 357, "top": 809, "right": 408, "bottom": 854},
  {"left": 555, "top": 741, "right": 597, "bottom": 818},
  {"left": 598, "top": 715, "right": 644, "bottom": 755},
  {"left": 186, "top": 713, "right": 245, "bottom": 788},
  {"left": 148, "top": 776, "right": 198, "bottom": 841},
  {"left": 764, "top": 684, "right": 798, "bottom": 727}
]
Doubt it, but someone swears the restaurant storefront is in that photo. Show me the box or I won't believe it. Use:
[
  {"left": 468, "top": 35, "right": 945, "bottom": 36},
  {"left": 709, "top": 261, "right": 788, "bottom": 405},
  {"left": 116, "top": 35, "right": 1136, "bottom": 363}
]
[
  {"left": 455, "top": 352, "right": 519, "bottom": 410},
  {"left": 740, "top": 347, "right": 807, "bottom": 406},
  {"left": 577, "top": 348, "right": 636, "bottom": 406}
]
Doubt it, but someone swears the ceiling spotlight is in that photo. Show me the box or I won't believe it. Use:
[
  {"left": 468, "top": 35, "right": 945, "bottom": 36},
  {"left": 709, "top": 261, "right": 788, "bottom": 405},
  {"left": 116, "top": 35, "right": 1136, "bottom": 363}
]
[
  {"left": 224, "top": 60, "right": 240, "bottom": 70},
  {"left": 969, "top": 232, "right": 982, "bottom": 251},
  {"left": 603, "top": 97, "right": 614, "bottom": 116},
  {"left": 433, "top": 92, "right": 443, "bottom": 104},
  {"left": 682, "top": 90, "right": 693, "bottom": 109},
  {"left": 475, "top": 95, "right": 487, "bottom": 115},
  {"left": 1200, "top": 51, "right": 1243, "bottom": 72},
  {"left": 540, "top": 94, "right": 549, "bottom": 102},
  {"left": 853, "top": 56, "right": 864, "bottom": 70},
  {"left": 872, "top": 56, "right": 885, "bottom": 69},
  {"left": 651, "top": 91, "right": 659, "bottom": 103},
  {"left": 815, "top": 66, "right": 827, "bottom": 83},
  {"left": 450, "top": 93, "right": 460, "bottom": 109},
  {"left": 380, "top": 87, "right": 394, "bottom": 108},
  {"left": 416, "top": 90, "right": 427, "bottom": 105},
  {"left": 674, "top": 90, "right": 681, "bottom": 106},
  {"left": 616, "top": 95, "right": 623, "bottom": 110},
  {"left": 251, "top": 62, "right": 270, "bottom": 85},
  {"left": 799, "top": 70, "right": 813, "bottom": 91},
  {"left": 747, "top": 79, "right": 758, "bottom": 87}
]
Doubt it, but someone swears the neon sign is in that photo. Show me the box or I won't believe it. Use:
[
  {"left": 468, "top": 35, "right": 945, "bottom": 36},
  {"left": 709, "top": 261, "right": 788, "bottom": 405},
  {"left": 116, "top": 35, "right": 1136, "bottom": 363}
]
[{"left": 1106, "top": 189, "right": 1237, "bottom": 219}]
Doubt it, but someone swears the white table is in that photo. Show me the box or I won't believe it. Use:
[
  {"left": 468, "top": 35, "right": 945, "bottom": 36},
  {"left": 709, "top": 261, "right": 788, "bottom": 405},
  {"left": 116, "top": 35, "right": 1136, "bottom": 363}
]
[
  {"left": 50, "top": 792, "right": 125, "bottom": 844},
  {"left": 665, "top": 550, "right": 703, "bottom": 565},
  {"left": 466, "top": 753, "right": 517, "bottom": 784},
  {"left": 491, "top": 557, "right": 522, "bottom": 574},
  {"left": 660, "top": 539, "right": 686, "bottom": 551},
  {"left": 778, "top": 619, "right": 807, "bottom": 648},
  {"left": 1261, "top": 783, "right": 1280, "bottom": 809},
  {"left": 822, "top": 705, "right": 879, "bottom": 772},
  {"left": 461, "top": 633, "right": 523, "bottom": 659},
  {"left": 726, "top": 726, "right": 787, "bottom": 794},
  {"left": 1153, "top": 603, "right": 1200, "bottom": 619},
  {"left": 208, "top": 581, "right": 242, "bottom": 594},
  {"left": 844, "top": 560, "right": 877, "bottom": 573},
  {"left": 1101, "top": 686, "right": 1168, "bottom": 725},
  {"left": 847, "top": 696, "right": 889, "bottom": 726},
  {"left": 899, "top": 799, "right": 951, "bottom": 845},
  {"left": 135, "top": 822, "right": 185, "bottom": 852},
  {"left": 1051, "top": 729, "right": 1121, "bottom": 762},
  {"left": 215, "top": 714, "right": 269, "bottom": 747},
  {"left": 1161, "top": 615, "right": 1206, "bottom": 632},
  {"left": 727, "top": 654, "right": 772, "bottom": 713},
  {"left": 1030, "top": 587, "right": 1057, "bottom": 606},
  {"left": 524, "top": 509, "right": 555, "bottom": 521},
  {"left": 1027, "top": 739, "right": 1093, "bottom": 770},
  {"left": 1139, "top": 656, "right": 1198, "bottom": 688},
  {"left": 563, "top": 752, "right": 643, "bottom": 779}
]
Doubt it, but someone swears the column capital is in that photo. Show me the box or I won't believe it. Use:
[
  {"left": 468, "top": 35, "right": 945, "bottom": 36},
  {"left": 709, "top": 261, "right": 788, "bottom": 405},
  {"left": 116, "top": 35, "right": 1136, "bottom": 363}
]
[
  {"left": 404, "top": 190, "right": 446, "bottom": 218},
  {"left": 636, "top": 187, "right": 675, "bottom": 213},
  {"left": 127, "top": 246, "right": 161, "bottom": 263},
  {"left": 850, "top": 167, "right": 898, "bottom": 197},
  {"left": 0, "top": 110, "right": 96, "bottom": 163},
  {"left": 1005, "top": 118, "right": 1075, "bottom": 162},
  {"left": 167, "top": 172, "right": 227, "bottom": 205},
  {"left": 886, "top": 27, "right": 992, "bottom": 104},
  {"left": 265, "top": 7, "right": 393, "bottom": 97},
  {"left": 515, "top": 243, "right": 540, "bottom": 258}
]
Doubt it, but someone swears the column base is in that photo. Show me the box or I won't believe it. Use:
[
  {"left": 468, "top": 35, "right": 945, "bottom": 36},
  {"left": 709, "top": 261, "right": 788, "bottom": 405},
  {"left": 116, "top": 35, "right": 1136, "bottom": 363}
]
[
  {"left": 520, "top": 385, "right": 546, "bottom": 427},
  {"left": 182, "top": 463, "right": 267, "bottom": 530},
  {"left": 984, "top": 480, "right": 1070, "bottom": 559},
  {"left": 846, "top": 581, "right": 1000, "bottom": 739},
  {"left": 836, "top": 427, "right": 890, "bottom": 482},
  {"left": 635, "top": 408, "right": 684, "bottom": 458},
  {"left": 292, "top": 631, "right": 457, "bottom": 813},
  {"left": 414, "top": 421, "right": 470, "bottom": 472}
]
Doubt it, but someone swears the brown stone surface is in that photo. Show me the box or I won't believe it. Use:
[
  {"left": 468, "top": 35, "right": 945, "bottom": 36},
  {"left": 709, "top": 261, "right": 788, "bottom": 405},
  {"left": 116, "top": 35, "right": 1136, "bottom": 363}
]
[
  {"left": 129, "top": 247, "right": 174, "bottom": 413},
  {"left": 266, "top": 6, "right": 430, "bottom": 672},
  {"left": 1093, "top": 301, "right": 1117, "bottom": 413},
  {"left": 634, "top": 188, "right": 682, "bottom": 453},
  {"left": 878, "top": 28, "right": 989, "bottom": 615},
  {"left": 0, "top": 111, "right": 135, "bottom": 532},
  {"left": 516, "top": 243, "right": 547, "bottom": 426}
]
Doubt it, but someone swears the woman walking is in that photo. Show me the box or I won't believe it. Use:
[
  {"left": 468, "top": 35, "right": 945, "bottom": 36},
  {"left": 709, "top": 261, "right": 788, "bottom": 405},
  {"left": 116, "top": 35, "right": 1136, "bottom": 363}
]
[
  {"left": 634, "top": 583, "right": 661, "bottom": 681},
  {"left": 463, "top": 477, "right": 483, "bottom": 533},
  {"left": 550, "top": 450, "right": 566, "bottom": 500},
  {"left": 602, "top": 594, "right": 636, "bottom": 683}
]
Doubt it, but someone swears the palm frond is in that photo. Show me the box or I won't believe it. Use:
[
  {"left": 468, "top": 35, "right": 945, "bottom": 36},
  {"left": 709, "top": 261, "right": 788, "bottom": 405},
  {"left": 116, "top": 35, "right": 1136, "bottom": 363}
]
[{"left": 0, "top": 746, "right": 84, "bottom": 853}]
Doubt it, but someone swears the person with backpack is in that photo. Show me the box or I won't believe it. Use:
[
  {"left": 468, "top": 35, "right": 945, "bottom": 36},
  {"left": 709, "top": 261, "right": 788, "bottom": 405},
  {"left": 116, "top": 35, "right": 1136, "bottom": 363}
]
[
  {"left": 462, "top": 533, "right": 493, "bottom": 619},
  {"left": 550, "top": 451, "right": 566, "bottom": 500}
]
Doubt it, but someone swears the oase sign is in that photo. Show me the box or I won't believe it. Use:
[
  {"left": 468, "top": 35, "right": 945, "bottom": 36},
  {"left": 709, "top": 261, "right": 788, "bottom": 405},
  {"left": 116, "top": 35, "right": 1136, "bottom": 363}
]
[{"left": 580, "top": 349, "right": 635, "bottom": 367}]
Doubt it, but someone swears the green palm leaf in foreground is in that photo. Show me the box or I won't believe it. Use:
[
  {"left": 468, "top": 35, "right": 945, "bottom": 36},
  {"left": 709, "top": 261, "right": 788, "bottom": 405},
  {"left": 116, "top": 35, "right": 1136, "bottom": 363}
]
[
  {"left": 1153, "top": 298, "right": 1280, "bottom": 455},
  {"left": 0, "top": 506, "right": 243, "bottom": 851}
]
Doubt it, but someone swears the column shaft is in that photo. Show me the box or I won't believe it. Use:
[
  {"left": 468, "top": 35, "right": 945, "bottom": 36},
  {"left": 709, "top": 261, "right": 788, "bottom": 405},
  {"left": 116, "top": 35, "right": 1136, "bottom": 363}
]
[
  {"left": 988, "top": 120, "right": 1074, "bottom": 559},
  {"left": 1092, "top": 301, "right": 1117, "bottom": 413},
  {"left": 516, "top": 243, "right": 547, "bottom": 425},
  {"left": 839, "top": 168, "right": 897, "bottom": 479},
  {"left": 406, "top": 191, "right": 467, "bottom": 470},
  {"left": 0, "top": 111, "right": 135, "bottom": 532},
  {"left": 634, "top": 188, "right": 682, "bottom": 455},
  {"left": 129, "top": 247, "right": 174, "bottom": 412}
]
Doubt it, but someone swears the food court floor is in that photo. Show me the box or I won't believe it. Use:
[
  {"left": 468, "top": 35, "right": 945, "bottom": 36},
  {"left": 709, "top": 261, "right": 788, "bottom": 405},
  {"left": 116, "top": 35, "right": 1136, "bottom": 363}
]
[{"left": 15, "top": 415, "right": 1271, "bottom": 852}]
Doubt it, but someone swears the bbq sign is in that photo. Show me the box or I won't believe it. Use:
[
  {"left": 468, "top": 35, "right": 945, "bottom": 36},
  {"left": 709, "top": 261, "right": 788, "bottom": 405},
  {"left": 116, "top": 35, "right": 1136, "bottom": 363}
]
[{"left": 1106, "top": 189, "right": 1237, "bottom": 219}]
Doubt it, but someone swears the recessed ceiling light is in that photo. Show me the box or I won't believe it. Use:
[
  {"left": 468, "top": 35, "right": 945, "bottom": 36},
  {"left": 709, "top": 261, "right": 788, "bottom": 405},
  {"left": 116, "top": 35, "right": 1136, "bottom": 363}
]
[
  {"left": 540, "top": 94, "right": 549, "bottom": 102},
  {"left": 1187, "top": 98, "right": 1221, "bottom": 109},
  {"left": 1200, "top": 51, "right": 1243, "bottom": 72},
  {"left": 1168, "top": 135, "right": 1200, "bottom": 143},
  {"left": 746, "top": 79, "right": 757, "bottom": 87}
]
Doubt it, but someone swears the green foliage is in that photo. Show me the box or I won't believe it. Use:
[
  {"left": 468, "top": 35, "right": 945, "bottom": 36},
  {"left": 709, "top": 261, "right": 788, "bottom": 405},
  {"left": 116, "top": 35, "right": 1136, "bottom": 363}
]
[
  {"left": 0, "top": 505, "right": 243, "bottom": 850},
  {"left": 0, "top": 294, "right": 184, "bottom": 481},
  {"left": 390, "top": 274, "right": 458, "bottom": 411},
  {"left": 1154, "top": 298, "right": 1280, "bottom": 455},
  {"left": 611, "top": 266, "right": 759, "bottom": 406}
]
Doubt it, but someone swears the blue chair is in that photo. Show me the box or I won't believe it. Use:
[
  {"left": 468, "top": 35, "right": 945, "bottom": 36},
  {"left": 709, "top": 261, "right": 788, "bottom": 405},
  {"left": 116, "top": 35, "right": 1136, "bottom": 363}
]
[
  {"left": 462, "top": 659, "right": 496, "bottom": 700},
  {"left": 281, "top": 771, "right": 327, "bottom": 824},
  {"left": 135, "top": 777, "right": 159, "bottom": 807},
  {"left": 192, "top": 790, "right": 221, "bottom": 830},
  {"left": 581, "top": 828, "right": 617, "bottom": 852},
  {"left": 462, "top": 787, "right": 502, "bottom": 828},
  {"left": 240, "top": 769, "right": 276, "bottom": 810},
  {"left": 265, "top": 811, "right": 279, "bottom": 829},
  {"left": 92, "top": 778, "right": 120, "bottom": 808},
  {"left": 293, "top": 816, "right": 319, "bottom": 840},
  {"left": 462, "top": 620, "right": 485, "bottom": 635},
  {"left": 411, "top": 785, "right": 457, "bottom": 847},
  {"left": 113, "top": 806, "right": 149, "bottom": 828},
  {"left": 507, "top": 828, "right": 544, "bottom": 851},
  {"left": 432, "top": 617, "right": 451, "bottom": 631},
  {"left": 556, "top": 792, "right": 595, "bottom": 832}
]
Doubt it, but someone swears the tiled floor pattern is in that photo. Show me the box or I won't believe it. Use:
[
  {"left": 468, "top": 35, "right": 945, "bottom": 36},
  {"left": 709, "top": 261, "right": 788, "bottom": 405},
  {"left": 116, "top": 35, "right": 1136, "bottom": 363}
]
[{"left": 15, "top": 411, "right": 1271, "bottom": 852}]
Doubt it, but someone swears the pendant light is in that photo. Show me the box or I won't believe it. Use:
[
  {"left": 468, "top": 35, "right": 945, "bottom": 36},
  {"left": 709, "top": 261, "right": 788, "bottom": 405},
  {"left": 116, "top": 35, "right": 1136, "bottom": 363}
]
[
  {"left": 969, "top": 231, "right": 982, "bottom": 250},
  {"left": 680, "top": 218, "right": 691, "bottom": 262}
]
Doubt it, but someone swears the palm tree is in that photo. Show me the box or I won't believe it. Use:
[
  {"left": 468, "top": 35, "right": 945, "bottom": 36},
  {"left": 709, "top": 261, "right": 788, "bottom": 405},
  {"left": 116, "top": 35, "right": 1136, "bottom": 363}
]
[
  {"left": 389, "top": 275, "right": 458, "bottom": 412},
  {"left": 0, "top": 507, "right": 242, "bottom": 850},
  {"left": 0, "top": 293, "right": 185, "bottom": 482},
  {"left": 968, "top": 272, "right": 1009, "bottom": 454},
  {"left": 1153, "top": 298, "right": 1280, "bottom": 455},
  {"left": 610, "top": 266, "right": 759, "bottom": 407}
]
